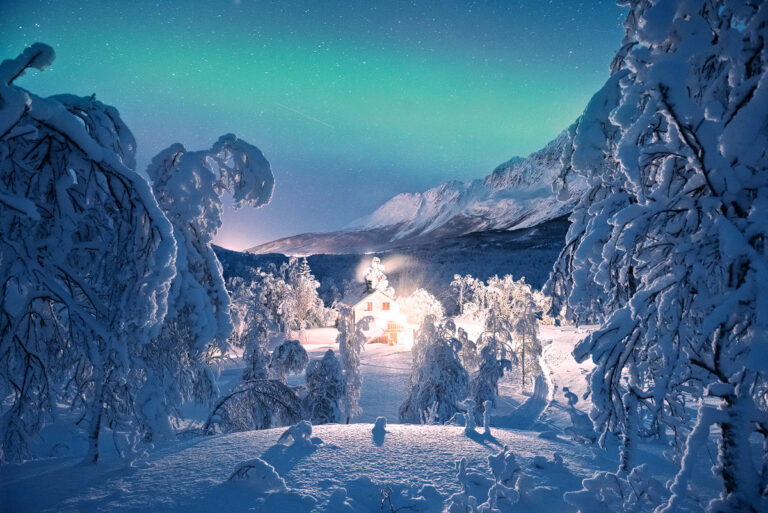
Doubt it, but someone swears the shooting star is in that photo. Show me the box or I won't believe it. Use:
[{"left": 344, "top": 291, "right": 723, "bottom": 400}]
[{"left": 275, "top": 102, "right": 335, "bottom": 129}]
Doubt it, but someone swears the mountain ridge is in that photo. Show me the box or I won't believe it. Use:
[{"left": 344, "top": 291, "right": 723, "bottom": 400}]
[{"left": 249, "top": 130, "right": 584, "bottom": 256}]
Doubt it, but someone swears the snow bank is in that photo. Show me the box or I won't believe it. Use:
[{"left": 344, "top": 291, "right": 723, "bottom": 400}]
[{"left": 0, "top": 423, "right": 608, "bottom": 513}]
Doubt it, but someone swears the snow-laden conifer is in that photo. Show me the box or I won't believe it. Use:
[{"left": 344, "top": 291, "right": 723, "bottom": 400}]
[
  {"left": 399, "top": 316, "right": 469, "bottom": 424},
  {"left": 336, "top": 305, "right": 369, "bottom": 422},
  {"left": 303, "top": 350, "right": 345, "bottom": 424},
  {"left": 470, "top": 339, "right": 512, "bottom": 420}
]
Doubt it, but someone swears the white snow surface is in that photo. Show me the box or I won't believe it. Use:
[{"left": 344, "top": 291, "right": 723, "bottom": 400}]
[{"left": 0, "top": 326, "right": 656, "bottom": 513}]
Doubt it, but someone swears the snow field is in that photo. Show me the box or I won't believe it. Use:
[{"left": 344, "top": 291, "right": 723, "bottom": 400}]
[
  {"left": 0, "top": 423, "right": 609, "bottom": 513},
  {"left": 1, "top": 325, "right": 615, "bottom": 513}
]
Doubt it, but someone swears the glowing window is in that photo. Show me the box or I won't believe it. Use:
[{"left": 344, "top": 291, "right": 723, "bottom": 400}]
[
  {"left": 382, "top": 302, "right": 390, "bottom": 311},
  {"left": 364, "top": 302, "right": 373, "bottom": 311}
]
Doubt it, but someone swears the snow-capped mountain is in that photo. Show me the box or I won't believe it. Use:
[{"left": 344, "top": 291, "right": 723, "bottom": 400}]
[{"left": 249, "top": 130, "right": 586, "bottom": 256}]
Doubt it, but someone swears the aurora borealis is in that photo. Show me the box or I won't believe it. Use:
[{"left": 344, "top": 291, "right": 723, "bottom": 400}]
[{"left": 1, "top": 0, "right": 626, "bottom": 249}]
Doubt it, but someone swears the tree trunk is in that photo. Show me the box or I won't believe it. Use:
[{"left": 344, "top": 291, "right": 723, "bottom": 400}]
[
  {"left": 83, "top": 381, "right": 105, "bottom": 464},
  {"left": 521, "top": 334, "right": 526, "bottom": 392},
  {"left": 619, "top": 391, "right": 638, "bottom": 474},
  {"left": 716, "top": 392, "right": 762, "bottom": 512}
]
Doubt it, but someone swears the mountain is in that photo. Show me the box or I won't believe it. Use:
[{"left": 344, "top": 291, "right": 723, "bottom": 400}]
[{"left": 248, "top": 130, "right": 585, "bottom": 256}]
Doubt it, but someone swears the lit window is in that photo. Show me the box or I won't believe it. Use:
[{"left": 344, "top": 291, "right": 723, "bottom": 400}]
[
  {"left": 364, "top": 302, "right": 373, "bottom": 311},
  {"left": 382, "top": 302, "right": 390, "bottom": 311}
]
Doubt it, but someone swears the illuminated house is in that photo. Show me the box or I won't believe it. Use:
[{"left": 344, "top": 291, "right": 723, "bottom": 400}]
[{"left": 343, "top": 287, "right": 406, "bottom": 345}]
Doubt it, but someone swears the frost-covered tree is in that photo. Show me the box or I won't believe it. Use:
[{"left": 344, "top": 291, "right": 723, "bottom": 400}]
[
  {"left": 268, "top": 339, "right": 309, "bottom": 384},
  {"left": 457, "top": 327, "right": 480, "bottom": 373},
  {"left": 142, "top": 133, "right": 274, "bottom": 440},
  {"left": 259, "top": 264, "right": 291, "bottom": 332},
  {"left": 0, "top": 44, "right": 178, "bottom": 463},
  {"left": 467, "top": 275, "right": 543, "bottom": 385},
  {"left": 204, "top": 324, "right": 305, "bottom": 434},
  {"left": 363, "top": 256, "right": 394, "bottom": 295},
  {"left": 336, "top": 305, "right": 368, "bottom": 423},
  {"left": 470, "top": 339, "right": 512, "bottom": 419},
  {"left": 399, "top": 316, "right": 469, "bottom": 424},
  {"left": 203, "top": 379, "right": 302, "bottom": 434},
  {"left": 253, "top": 258, "right": 330, "bottom": 339},
  {"left": 509, "top": 282, "right": 543, "bottom": 391},
  {"left": 479, "top": 305, "right": 516, "bottom": 366},
  {"left": 399, "top": 288, "right": 445, "bottom": 326},
  {"left": 532, "top": 289, "right": 556, "bottom": 325},
  {"left": 302, "top": 349, "right": 345, "bottom": 424},
  {"left": 227, "top": 275, "right": 274, "bottom": 381},
  {"left": 282, "top": 257, "right": 332, "bottom": 337},
  {"left": 451, "top": 274, "right": 479, "bottom": 316},
  {"left": 546, "top": 116, "right": 631, "bottom": 325},
  {"left": 553, "top": 1, "right": 768, "bottom": 511}
]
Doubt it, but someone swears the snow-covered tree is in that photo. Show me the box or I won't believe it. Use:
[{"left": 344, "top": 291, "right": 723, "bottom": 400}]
[
  {"left": 0, "top": 44, "right": 178, "bottom": 464},
  {"left": 363, "top": 256, "right": 393, "bottom": 295},
  {"left": 251, "top": 258, "right": 330, "bottom": 339},
  {"left": 399, "top": 288, "right": 444, "bottom": 326},
  {"left": 227, "top": 275, "right": 274, "bottom": 381},
  {"left": 479, "top": 305, "right": 516, "bottom": 366},
  {"left": 203, "top": 319, "right": 305, "bottom": 434},
  {"left": 258, "top": 264, "right": 291, "bottom": 332},
  {"left": 399, "top": 316, "right": 469, "bottom": 424},
  {"left": 203, "top": 379, "right": 302, "bottom": 434},
  {"left": 552, "top": 1, "right": 768, "bottom": 510},
  {"left": 470, "top": 339, "right": 512, "bottom": 419},
  {"left": 546, "top": 124, "right": 627, "bottom": 327},
  {"left": 336, "top": 305, "right": 368, "bottom": 423},
  {"left": 282, "top": 257, "right": 333, "bottom": 337},
  {"left": 470, "top": 276, "right": 543, "bottom": 391},
  {"left": 142, "top": 133, "right": 274, "bottom": 440},
  {"left": 451, "top": 274, "right": 479, "bottom": 316},
  {"left": 509, "top": 282, "right": 543, "bottom": 391},
  {"left": 532, "top": 289, "right": 556, "bottom": 325},
  {"left": 302, "top": 349, "right": 345, "bottom": 424},
  {"left": 457, "top": 327, "right": 480, "bottom": 373},
  {"left": 268, "top": 339, "right": 309, "bottom": 384}
]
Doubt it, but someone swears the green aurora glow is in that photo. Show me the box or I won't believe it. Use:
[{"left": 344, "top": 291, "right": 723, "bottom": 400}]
[{"left": 1, "top": 0, "right": 626, "bottom": 248}]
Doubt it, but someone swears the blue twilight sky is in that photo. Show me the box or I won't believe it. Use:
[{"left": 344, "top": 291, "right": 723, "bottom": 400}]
[{"left": 1, "top": 0, "right": 626, "bottom": 250}]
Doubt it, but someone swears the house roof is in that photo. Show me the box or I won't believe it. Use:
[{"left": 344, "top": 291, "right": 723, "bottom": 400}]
[{"left": 340, "top": 285, "right": 395, "bottom": 309}]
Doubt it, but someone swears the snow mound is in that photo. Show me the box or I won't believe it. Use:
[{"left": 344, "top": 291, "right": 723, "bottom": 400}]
[
  {"left": 228, "top": 458, "right": 287, "bottom": 492},
  {"left": 372, "top": 416, "right": 387, "bottom": 446}
]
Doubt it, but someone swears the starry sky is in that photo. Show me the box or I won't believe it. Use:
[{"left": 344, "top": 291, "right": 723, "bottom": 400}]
[{"left": 2, "top": 0, "right": 626, "bottom": 250}]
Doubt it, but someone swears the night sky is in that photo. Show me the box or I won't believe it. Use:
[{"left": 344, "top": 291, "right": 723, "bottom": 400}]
[{"left": 2, "top": 0, "right": 626, "bottom": 249}]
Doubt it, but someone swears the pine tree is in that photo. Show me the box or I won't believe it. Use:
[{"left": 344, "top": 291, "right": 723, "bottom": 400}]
[
  {"left": 336, "top": 305, "right": 368, "bottom": 423},
  {"left": 399, "top": 317, "right": 470, "bottom": 424},
  {"left": 303, "top": 349, "right": 345, "bottom": 424}
]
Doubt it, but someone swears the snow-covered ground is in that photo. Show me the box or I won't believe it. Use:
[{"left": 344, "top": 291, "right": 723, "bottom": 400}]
[{"left": 1, "top": 325, "right": 664, "bottom": 513}]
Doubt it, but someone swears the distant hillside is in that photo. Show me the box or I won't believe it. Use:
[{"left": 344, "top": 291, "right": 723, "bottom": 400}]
[
  {"left": 217, "top": 215, "right": 570, "bottom": 313},
  {"left": 248, "top": 130, "right": 584, "bottom": 256}
]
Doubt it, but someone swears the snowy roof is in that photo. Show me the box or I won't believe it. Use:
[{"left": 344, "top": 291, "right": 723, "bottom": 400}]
[{"left": 340, "top": 285, "right": 395, "bottom": 309}]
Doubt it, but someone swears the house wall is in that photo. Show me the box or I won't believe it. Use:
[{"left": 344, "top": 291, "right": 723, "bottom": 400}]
[{"left": 353, "top": 291, "right": 403, "bottom": 335}]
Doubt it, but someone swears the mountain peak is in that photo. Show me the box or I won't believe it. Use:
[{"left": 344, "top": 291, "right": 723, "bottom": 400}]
[{"left": 249, "top": 130, "right": 586, "bottom": 256}]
